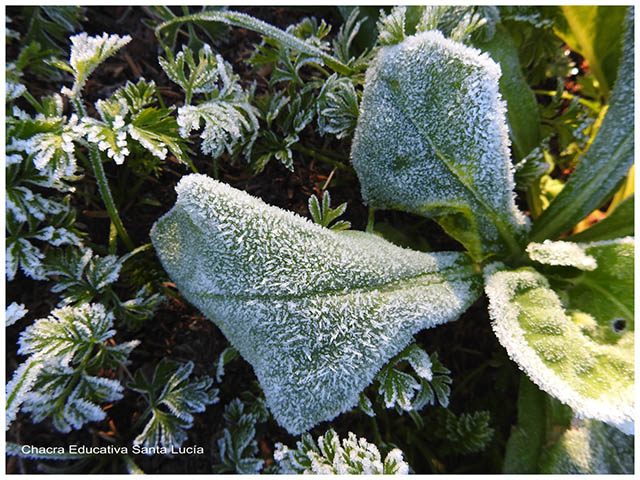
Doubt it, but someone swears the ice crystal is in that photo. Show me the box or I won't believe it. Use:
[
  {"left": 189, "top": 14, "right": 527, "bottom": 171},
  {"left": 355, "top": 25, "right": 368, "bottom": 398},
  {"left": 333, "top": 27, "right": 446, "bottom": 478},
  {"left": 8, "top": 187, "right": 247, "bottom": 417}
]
[
  {"left": 6, "top": 302, "right": 28, "bottom": 327},
  {"left": 526, "top": 240, "right": 597, "bottom": 271},
  {"left": 151, "top": 173, "right": 482, "bottom": 433},
  {"left": 274, "top": 428, "right": 410, "bottom": 474},
  {"left": 65, "top": 32, "right": 131, "bottom": 97},
  {"left": 351, "top": 31, "right": 529, "bottom": 260},
  {"left": 484, "top": 238, "right": 634, "bottom": 435}
]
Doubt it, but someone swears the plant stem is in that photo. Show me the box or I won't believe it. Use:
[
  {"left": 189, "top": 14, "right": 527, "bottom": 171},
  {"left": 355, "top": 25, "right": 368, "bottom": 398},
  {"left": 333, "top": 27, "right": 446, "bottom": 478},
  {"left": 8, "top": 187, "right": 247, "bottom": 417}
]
[
  {"left": 291, "top": 144, "right": 353, "bottom": 172},
  {"left": 71, "top": 97, "right": 134, "bottom": 251}
]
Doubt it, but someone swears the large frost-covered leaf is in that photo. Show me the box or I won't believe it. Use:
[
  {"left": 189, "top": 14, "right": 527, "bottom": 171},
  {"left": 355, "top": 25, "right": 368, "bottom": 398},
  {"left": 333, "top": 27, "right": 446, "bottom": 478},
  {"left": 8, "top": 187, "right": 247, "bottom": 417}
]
[
  {"left": 151, "top": 174, "right": 482, "bottom": 434},
  {"left": 530, "top": 10, "right": 634, "bottom": 241},
  {"left": 351, "top": 31, "right": 529, "bottom": 261},
  {"left": 484, "top": 239, "right": 634, "bottom": 435}
]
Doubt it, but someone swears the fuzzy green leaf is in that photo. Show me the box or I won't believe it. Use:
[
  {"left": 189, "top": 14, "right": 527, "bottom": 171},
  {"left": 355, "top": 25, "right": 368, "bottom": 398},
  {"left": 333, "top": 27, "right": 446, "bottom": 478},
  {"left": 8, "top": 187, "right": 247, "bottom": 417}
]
[
  {"left": 151, "top": 174, "right": 482, "bottom": 434},
  {"left": 530, "top": 10, "right": 634, "bottom": 241},
  {"left": 484, "top": 238, "right": 634, "bottom": 435},
  {"left": 539, "top": 419, "right": 634, "bottom": 474},
  {"left": 351, "top": 31, "right": 529, "bottom": 261}
]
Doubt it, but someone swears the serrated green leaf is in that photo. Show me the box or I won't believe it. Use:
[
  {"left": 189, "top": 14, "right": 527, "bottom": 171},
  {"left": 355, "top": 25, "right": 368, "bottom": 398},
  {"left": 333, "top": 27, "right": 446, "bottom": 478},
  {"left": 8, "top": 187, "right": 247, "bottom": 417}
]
[
  {"left": 151, "top": 174, "right": 482, "bottom": 434},
  {"left": 484, "top": 241, "right": 634, "bottom": 434},
  {"left": 351, "top": 31, "right": 529, "bottom": 261},
  {"left": 567, "top": 194, "right": 634, "bottom": 243},
  {"left": 358, "top": 392, "right": 375, "bottom": 417},
  {"left": 530, "top": 11, "right": 634, "bottom": 241}
]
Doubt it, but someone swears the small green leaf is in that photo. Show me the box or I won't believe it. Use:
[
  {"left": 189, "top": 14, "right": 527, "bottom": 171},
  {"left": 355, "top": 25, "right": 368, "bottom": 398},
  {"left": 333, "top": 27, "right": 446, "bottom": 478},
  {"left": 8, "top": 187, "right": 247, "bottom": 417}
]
[
  {"left": 351, "top": 31, "right": 529, "bottom": 260},
  {"left": 358, "top": 392, "right": 375, "bottom": 417},
  {"left": 151, "top": 174, "right": 482, "bottom": 434},
  {"left": 484, "top": 240, "right": 634, "bottom": 435}
]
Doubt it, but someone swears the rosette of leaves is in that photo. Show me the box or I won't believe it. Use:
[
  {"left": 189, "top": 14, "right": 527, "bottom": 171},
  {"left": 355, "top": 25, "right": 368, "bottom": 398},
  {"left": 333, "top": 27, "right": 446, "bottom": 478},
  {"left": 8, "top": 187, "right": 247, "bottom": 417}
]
[
  {"left": 129, "top": 360, "right": 219, "bottom": 452},
  {"left": 273, "top": 428, "right": 410, "bottom": 474},
  {"left": 6, "top": 303, "right": 139, "bottom": 432},
  {"left": 151, "top": 174, "right": 483, "bottom": 434},
  {"left": 350, "top": 6, "right": 634, "bottom": 443}
]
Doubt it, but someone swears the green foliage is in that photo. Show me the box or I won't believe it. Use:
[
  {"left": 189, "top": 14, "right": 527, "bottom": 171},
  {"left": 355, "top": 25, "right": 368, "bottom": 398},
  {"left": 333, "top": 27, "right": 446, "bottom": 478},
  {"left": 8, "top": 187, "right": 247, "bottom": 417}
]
[
  {"left": 20, "top": 6, "right": 85, "bottom": 55},
  {"left": 567, "top": 194, "right": 634, "bottom": 242},
  {"left": 484, "top": 237, "right": 634, "bottom": 435},
  {"left": 213, "top": 398, "right": 264, "bottom": 473},
  {"left": 351, "top": 29, "right": 530, "bottom": 260},
  {"left": 45, "top": 247, "right": 163, "bottom": 329},
  {"left": 274, "top": 428, "right": 410, "bottom": 474},
  {"left": 151, "top": 174, "right": 482, "bottom": 434},
  {"left": 369, "top": 344, "right": 452, "bottom": 415},
  {"left": 129, "top": 360, "right": 219, "bottom": 452},
  {"left": 6, "top": 303, "right": 139, "bottom": 432},
  {"left": 554, "top": 6, "right": 626, "bottom": 97},
  {"left": 433, "top": 410, "right": 495, "bottom": 454},
  {"left": 504, "top": 376, "right": 633, "bottom": 474},
  {"left": 530, "top": 11, "right": 634, "bottom": 241},
  {"left": 308, "top": 190, "right": 351, "bottom": 231}
]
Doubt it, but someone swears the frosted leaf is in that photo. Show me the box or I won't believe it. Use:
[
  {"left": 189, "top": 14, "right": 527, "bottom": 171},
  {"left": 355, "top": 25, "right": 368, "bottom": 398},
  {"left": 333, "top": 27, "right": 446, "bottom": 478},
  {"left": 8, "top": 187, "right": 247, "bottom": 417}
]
[
  {"left": 539, "top": 419, "right": 634, "bottom": 474},
  {"left": 8, "top": 303, "right": 137, "bottom": 432},
  {"left": 316, "top": 73, "right": 359, "bottom": 139},
  {"left": 151, "top": 173, "right": 482, "bottom": 434},
  {"left": 377, "top": 6, "right": 406, "bottom": 46},
  {"left": 158, "top": 44, "right": 220, "bottom": 96},
  {"left": 6, "top": 81, "right": 26, "bottom": 101},
  {"left": 6, "top": 358, "right": 43, "bottom": 430},
  {"left": 24, "top": 114, "right": 81, "bottom": 183},
  {"left": 6, "top": 302, "right": 28, "bottom": 326},
  {"left": 351, "top": 31, "right": 529, "bottom": 261},
  {"left": 526, "top": 240, "right": 597, "bottom": 271},
  {"left": 6, "top": 237, "right": 47, "bottom": 281},
  {"left": 176, "top": 98, "right": 259, "bottom": 160},
  {"left": 273, "top": 428, "right": 410, "bottom": 474},
  {"left": 484, "top": 250, "right": 634, "bottom": 435},
  {"left": 130, "top": 360, "right": 219, "bottom": 452},
  {"left": 66, "top": 32, "right": 131, "bottom": 97},
  {"left": 82, "top": 99, "right": 131, "bottom": 165}
]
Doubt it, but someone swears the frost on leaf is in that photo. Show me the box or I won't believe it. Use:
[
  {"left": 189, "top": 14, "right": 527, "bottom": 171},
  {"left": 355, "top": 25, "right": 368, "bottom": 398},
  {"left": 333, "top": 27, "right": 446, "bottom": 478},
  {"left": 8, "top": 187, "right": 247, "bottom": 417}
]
[
  {"left": 150, "top": 174, "right": 482, "bottom": 434},
  {"left": 484, "top": 239, "right": 634, "bottom": 435},
  {"left": 65, "top": 32, "right": 131, "bottom": 97},
  {"left": 351, "top": 31, "right": 529, "bottom": 260},
  {"left": 526, "top": 240, "right": 597, "bottom": 271},
  {"left": 274, "top": 428, "right": 410, "bottom": 474},
  {"left": 539, "top": 419, "right": 634, "bottom": 474}
]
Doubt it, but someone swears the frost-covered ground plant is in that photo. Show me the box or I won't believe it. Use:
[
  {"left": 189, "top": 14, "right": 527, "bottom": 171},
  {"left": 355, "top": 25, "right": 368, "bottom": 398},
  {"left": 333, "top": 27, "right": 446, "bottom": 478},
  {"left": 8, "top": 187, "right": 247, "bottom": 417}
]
[
  {"left": 151, "top": 5, "right": 634, "bottom": 474},
  {"left": 273, "top": 428, "right": 409, "bottom": 474},
  {"left": 6, "top": 303, "right": 139, "bottom": 432},
  {"left": 6, "top": 5, "right": 635, "bottom": 475}
]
